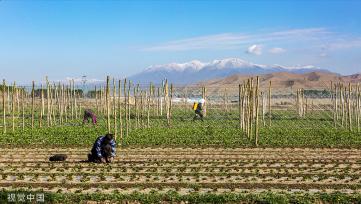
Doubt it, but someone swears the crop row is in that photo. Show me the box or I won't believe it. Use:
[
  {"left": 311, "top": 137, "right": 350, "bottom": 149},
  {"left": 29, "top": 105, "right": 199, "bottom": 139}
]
[
  {"left": 1, "top": 163, "right": 360, "bottom": 173},
  {"left": 1, "top": 166, "right": 360, "bottom": 175},
  {"left": 1, "top": 181, "right": 361, "bottom": 191},
  {"left": 1, "top": 148, "right": 361, "bottom": 156},
  {"left": 1, "top": 172, "right": 361, "bottom": 182},
  {"left": 3, "top": 155, "right": 361, "bottom": 161}
]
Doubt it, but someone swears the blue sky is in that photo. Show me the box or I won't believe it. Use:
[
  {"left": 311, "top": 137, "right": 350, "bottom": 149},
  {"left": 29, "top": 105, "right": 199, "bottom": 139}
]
[{"left": 0, "top": 0, "right": 360, "bottom": 84}]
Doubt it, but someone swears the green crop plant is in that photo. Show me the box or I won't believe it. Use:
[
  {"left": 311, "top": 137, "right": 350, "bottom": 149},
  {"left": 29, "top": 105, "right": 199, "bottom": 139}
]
[{"left": 2, "top": 108, "right": 361, "bottom": 148}]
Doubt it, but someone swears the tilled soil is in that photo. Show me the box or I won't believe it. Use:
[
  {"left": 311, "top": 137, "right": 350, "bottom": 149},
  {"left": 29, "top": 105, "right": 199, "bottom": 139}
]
[{"left": 0, "top": 147, "right": 360, "bottom": 195}]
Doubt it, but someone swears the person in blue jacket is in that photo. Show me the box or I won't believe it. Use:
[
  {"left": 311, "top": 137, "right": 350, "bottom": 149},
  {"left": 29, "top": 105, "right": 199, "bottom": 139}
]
[{"left": 88, "top": 133, "right": 116, "bottom": 163}]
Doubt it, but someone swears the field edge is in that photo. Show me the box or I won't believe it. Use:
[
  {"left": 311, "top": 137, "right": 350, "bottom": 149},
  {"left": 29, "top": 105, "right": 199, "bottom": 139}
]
[{"left": 2, "top": 189, "right": 361, "bottom": 204}]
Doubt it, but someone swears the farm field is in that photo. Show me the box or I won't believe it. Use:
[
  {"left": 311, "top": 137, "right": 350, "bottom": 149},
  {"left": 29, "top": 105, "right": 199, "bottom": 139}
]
[
  {"left": 1, "top": 147, "right": 361, "bottom": 203},
  {"left": 2, "top": 0, "right": 361, "bottom": 203},
  {"left": 1, "top": 79, "right": 361, "bottom": 203}
]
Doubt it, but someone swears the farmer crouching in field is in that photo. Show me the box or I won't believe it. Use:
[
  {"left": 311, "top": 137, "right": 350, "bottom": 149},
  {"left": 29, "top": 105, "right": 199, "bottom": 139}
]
[
  {"left": 83, "top": 109, "right": 97, "bottom": 125},
  {"left": 88, "top": 133, "right": 116, "bottom": 163},
  {"left": 193, "top": 98, "right": 205, "bottom": 121}
]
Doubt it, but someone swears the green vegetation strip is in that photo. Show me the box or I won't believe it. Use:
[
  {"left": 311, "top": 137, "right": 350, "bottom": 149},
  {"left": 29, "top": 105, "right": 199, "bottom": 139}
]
[
  {"left": 1, "top": 111, "right": 361, "bottom": 148},
  {"left": 1, "top": 182, "right": 361, "bottom": 190},
  {"left": 1, "top": 189, "right": 361, "bottom": 204}
]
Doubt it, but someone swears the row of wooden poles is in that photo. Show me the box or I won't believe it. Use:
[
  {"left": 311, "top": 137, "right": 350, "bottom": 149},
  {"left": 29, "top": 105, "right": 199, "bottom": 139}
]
[
  {"left": 296, "top": 89, "right": 307, "bottom": 117},
  {"left": 331, "top": 82, "right": 361, "bottom": 131},
  {"left": 1, "top": 76, "right": 209, "bottom": 144},
  {"left": 3, "top": 75, "right": 359, "bottom": 145},
  {"left": 238, "top": 77, "right": 272, "bottom": 146},
  {"left": 1, "top": 75, "right": 270, "bottom": 145},
  {"left": 101, "top": 77, "right": 209, "bottom": 142},
  {"left": 1, "top": 77, "right": 84, "bottom": 134},
  {"left": 102, "top": 76, "right": 174, "bottom": 142}
]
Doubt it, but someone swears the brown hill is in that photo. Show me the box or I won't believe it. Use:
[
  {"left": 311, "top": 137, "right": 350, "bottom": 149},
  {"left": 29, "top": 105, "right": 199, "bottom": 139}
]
[{"left": 199, "top": 71, "right": 361, "bottom": 90}]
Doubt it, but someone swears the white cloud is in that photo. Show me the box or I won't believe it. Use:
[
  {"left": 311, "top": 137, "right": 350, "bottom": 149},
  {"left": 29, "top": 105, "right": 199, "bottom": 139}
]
[
  {"left": 142, "top": 27, "right": 361, "bottom": 54},
  {"left": 142, "top": 33, "right": 249, "bottom": 51},
  {"left": 269, "top": 28, "right": 329, "bottom": 37},
  {"left": 327, "top": 38, "right": 361, "bottom": 50},
  {"left": 246, "top": 44, "right": 262, "bottom": 55},
  {"left": 142, "top": 28, "right": 328, "bottom": 51},
  {"left": 316, "top": 38, "right": 361, "bottom": 57},
  {"left": 320, "top": 53, "right": 328, "bottom": 57},
  {"left": 269, "top": 47, "right": 286, "bottom": 54}
]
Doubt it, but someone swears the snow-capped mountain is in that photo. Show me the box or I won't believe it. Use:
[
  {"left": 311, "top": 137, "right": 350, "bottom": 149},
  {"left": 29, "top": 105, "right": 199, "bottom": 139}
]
[{"left": 129, "top": 58, "right": 329, "bottom": 84}]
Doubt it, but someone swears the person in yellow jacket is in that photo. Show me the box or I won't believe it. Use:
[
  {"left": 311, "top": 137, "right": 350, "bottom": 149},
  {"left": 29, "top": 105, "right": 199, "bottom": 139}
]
[{"left": 193, "top": 98, "right": 205, "bottom": 121}]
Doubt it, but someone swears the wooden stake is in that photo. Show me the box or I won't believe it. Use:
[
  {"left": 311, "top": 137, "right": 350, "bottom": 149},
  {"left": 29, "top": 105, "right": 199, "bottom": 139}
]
[
  {"left": 183, "top": 87, "right": 187, "bottom": 115},
  {"left": 224, "top": 88, "right": 227, "bottom": 113},
  {"left": 249, "top": 78, "right": 254, "bottom": 140},
  {"left": 7, "top": 86, "right": 10, "bottom": 114},
  {"left": 160, "top": 80, "right": 163, "bottom": 116},
  {"left": 134, "top": 85, "right": 139, "bottom": 128},
  {"left": 106, "top": 76, "right": 110, "bottom": 133},
  {"left": 333, "top": 83, "right": 337, "bottom": 128},
  {"left": 202, "top": 86, "right": 207, "bottom": 117},
  {"left": 31, "top": 81, "right": 35, "bottom": 129},
  {"left": 148, "top": 83, "right": 152, "bottom": 126},
  {"left": 118, "top": 80, "right": 123, "bottom": 142},
  {"left": 65, "top": 85, "right": 69, "bottom": 123},
  {"left": 71, "top": 81, "right": 74, "bottom": 120},
  {"left": 356, "top": 83, "right": 361, "bottom": 132},
  {"left": 268, "top": 81, "right": 272, "bottom": 127},
  {"left": 113, "top": 78, "right": 117, "bottom": 141},
  {"left": 341, "top": 85, "right": 345, "bottom": 127},
  {"left": 73, "top": 80, "right": 77, "bottom": 120},
  {"left": 21, "top": 89, "right": 25, "bottom": 131},
  {"left": 140, "top": 90, "right": 144, "bottom": 128},
  {"left": 127, "top": 81, "right": 131, "bottom": 135},
  {"left": 238, "top": 84, "right": 242, "bottom": 128},
  {"left": 157, "top": 87, "right": 160, "bottom": 117},
  {"left": 168, "top": 83, "right": 173, "bottom": 126},
  {"left": 241, "top": 84, "right": 245, "bottom": 130},
  {"left": 60, "top": 84, "right": 64, "bottom": 125},
  {"left": 95, "top": 86, "right": 98, "bottom": 114},
  {"left": 335, "top": 83, "right": 340, "bottom": 121},
  {"left": 46, "top": 77, "right": 50, "bottom": 127},
  {"left": 12, "top": 82, "right": 16, "bottom": 132},
  {"left": 50, "top": 84, "right": 55, "bottom": 126},
  {"left": 255, "top": 76, "right": 260, "bottom": 146},
  {"left": 56, "top": 83, "right": 61, "bottom": 126},
  {"left": 16, "top": 85, "right": 19, "bottom": 114},
  {"left": 261, "top": 92, "right": 265, "bottom": 127},
  {"left": 123, "top": 79, "right": 128, "bottom": 138},
  {"left": 3, "top": 79, "right": 6, "bottom": 134},
  {"left": 147, "top": 91, "right": 150, "bottom": 128},
  {"left": 39, "top": 84, "right": 44, "bottom": 128},
  {"left": 348, "top": 83, "right": 352, "bottom": 131},
  {"left": 164, "top": 80, "right": 170, "bottom": 125},
  {"left": 247, "top": 79, "right": 251, "bottom": 138},
  {"left": 99, "top": 86, "right": 103, "bottom": 115}
]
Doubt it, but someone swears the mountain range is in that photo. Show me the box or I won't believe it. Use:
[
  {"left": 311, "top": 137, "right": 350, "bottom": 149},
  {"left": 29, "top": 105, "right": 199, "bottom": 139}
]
[
  {"left": 129, "top": 58, "right": 329, "bottom": 84},
  {"left": 201, "top": 71, "right": 361, "bottom": 89}
]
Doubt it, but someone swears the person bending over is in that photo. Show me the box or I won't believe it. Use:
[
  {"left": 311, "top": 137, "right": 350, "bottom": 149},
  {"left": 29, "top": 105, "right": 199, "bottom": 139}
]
[
  {"left": 83, "top": 109, "right": 97, "bottom": 125},
  {"left": 88, "top": 133, "right": 116, "bottom": 163}
]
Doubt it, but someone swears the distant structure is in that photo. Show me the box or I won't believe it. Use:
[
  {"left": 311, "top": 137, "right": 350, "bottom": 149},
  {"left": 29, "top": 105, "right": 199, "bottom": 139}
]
[{"left": 82, "top": 75, "right": 87, "bottom": 97}]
